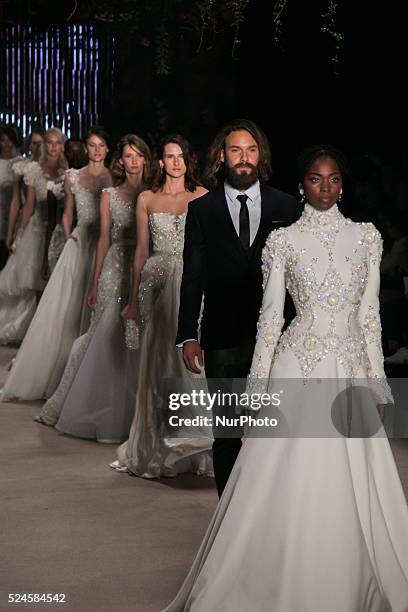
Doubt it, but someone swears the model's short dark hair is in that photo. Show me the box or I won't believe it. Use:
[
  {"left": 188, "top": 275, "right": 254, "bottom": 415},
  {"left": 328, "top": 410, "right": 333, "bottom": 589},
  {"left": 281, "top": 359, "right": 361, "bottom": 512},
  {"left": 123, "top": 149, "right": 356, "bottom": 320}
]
[{"left": 297, "top": 144, "right": 350, "bottom": 181}]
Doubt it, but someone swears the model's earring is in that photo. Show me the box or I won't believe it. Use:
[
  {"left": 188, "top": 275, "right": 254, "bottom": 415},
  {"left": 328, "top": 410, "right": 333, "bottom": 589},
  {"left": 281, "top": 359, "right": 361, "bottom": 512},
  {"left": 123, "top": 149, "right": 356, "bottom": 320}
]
[
  {"left": 299, "top": 187, "right": 306, "bottom": 205},
  {"left": 337, "top": 188, "right": 343, "bottom": 204}
]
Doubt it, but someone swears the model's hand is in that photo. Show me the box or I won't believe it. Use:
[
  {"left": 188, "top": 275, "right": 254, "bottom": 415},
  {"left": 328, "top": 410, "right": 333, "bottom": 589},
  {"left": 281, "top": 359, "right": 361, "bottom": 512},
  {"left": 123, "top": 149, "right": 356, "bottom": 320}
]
[
  {"left": 183, "top": 340, "right": 204, "bottom": 374},
  {"left": 378, "top": 404, "right": 385, "bottom": 420},
  {"left": 87, "top": 285, "right": 98, "bottom": 310},
  {"left": 121, "top": 302, "right": 139, "bottom": 322},
  {"left": 5, "top": 232, "right": 14, "bottom": 251}
]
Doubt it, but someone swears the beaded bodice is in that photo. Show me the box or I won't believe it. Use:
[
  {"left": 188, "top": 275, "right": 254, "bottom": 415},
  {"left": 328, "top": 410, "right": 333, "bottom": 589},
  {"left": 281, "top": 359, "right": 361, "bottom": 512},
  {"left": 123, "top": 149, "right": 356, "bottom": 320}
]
[
  {"left": 248, "top": 203, "right": 390, "bottom": 398},
  {"left": 68, "top": 168, "right": 109, "bottom": 228},
  {"left": 104, "top": 187, "right": 136, "bottom": 245},
  {"left": 137, "top": 212, "right": 186, "bottom": 329},
  {"left": 148, "top": 212, "right": 186, "bottom": 258}
]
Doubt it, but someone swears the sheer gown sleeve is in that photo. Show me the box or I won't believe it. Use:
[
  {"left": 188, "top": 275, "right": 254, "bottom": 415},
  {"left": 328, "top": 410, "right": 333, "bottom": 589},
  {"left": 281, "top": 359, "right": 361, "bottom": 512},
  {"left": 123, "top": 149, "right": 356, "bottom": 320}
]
[{"left": 247, "top": 228, "right": 287, "bottom": 394}]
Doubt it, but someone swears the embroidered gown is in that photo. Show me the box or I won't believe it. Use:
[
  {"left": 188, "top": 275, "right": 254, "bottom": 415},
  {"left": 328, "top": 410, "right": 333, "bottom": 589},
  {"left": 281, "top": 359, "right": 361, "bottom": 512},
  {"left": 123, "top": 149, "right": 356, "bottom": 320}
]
[
  {"left": 36, "top": 187, "right": 138, "bottom": 443},
  {"left": 163, "top": 203, "right": 408, "bottom": 612},
  {"left": 1, "top": 168, "right": 109, "bottom": 400},
  {"left": 0, "top": 159, "right": 39, "bottom": 344},
  {"left": 15, "top": 161, "right": 64, "bottom": 291},
  {"left": 113, "top": 212, "right": 213, "bottom": 477}
]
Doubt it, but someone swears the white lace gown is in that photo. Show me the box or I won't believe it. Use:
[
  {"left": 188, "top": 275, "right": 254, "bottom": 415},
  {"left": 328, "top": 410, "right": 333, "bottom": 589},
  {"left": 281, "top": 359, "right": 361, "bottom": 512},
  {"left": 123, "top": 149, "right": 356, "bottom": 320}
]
[
  {"left": 0, "top": 159, "right": 37, "bottom": 344},
  {"left": 1, "top": 169, "right": 108, "bottom": 400},
  {"left": 163, "top": 204, "right": 408, "bottom": 612},
  {"left": 14, "top": 161, "right": 64, "bottom": 291},
  {"left": 114, "top": 212, "right": 213, "bottom": 478},
  {"left": 37, "top": 187, "right": 138, "bottom": 443}
]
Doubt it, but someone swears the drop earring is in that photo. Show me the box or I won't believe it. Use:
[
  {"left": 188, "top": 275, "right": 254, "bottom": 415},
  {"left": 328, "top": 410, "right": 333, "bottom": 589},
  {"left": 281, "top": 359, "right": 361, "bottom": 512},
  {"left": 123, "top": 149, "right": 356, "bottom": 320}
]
[
  {"left": 299, "top": 187, "right": 306, "bottom": 205},
  {"left": 337, "top": 188, "right": 343, "bottom": 204}
]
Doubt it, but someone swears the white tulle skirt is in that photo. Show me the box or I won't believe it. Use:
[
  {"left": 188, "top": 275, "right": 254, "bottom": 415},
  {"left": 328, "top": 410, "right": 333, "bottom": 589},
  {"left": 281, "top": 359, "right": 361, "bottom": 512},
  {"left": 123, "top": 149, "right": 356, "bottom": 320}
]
[
  {"left": 115, "top": 257, "right": 213, "bottom": 478},
  {"left": 1, "top": 224, "right": 96, "bottom": 400},
  {"left": 0, "top": 236, "right": 37, "bottom": 345}
]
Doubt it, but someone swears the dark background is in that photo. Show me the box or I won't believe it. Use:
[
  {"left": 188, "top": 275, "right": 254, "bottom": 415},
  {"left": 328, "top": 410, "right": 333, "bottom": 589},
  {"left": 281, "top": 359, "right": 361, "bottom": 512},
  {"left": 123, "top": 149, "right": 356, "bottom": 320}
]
[{"left": 0, "top": 0, "right": 406, "bottom": 190}]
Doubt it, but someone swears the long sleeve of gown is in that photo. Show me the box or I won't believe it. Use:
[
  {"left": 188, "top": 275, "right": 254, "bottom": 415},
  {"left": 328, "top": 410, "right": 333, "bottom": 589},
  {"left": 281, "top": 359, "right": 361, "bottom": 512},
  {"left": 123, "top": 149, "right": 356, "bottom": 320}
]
[
  {"left": 247, "top": 229, "right": 287, "bottom": 394},
  {"left": 357, "top": 223, "right": 393, "bottom": 403}
]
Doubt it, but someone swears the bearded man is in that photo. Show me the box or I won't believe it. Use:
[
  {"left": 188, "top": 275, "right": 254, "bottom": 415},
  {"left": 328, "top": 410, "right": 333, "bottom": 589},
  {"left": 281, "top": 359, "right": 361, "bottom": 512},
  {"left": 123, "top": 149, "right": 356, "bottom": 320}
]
[{"left": 176, "top": 119, "right": 299, "bottom": 496}]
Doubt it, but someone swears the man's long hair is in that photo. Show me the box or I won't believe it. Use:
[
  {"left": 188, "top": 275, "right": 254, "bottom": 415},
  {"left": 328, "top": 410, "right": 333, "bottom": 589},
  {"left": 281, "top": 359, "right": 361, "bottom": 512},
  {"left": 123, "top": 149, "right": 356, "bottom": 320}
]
[{"left": 203, "top": 119, "right": 272, "bottom": 189}]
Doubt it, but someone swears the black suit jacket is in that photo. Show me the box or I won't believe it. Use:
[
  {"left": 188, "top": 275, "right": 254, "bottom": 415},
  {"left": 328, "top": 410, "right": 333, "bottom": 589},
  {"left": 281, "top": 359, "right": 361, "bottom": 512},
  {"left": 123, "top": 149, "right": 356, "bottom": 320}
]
[{"left": 176, "top": 183, "right": 299, "bottom": 350}]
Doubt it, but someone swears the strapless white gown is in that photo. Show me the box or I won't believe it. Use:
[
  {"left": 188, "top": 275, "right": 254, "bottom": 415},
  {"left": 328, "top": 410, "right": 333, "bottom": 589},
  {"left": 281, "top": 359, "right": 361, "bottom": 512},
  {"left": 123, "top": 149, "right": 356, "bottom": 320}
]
[{"left": 114, "top": 212, "right": 213, "bottom": 478}]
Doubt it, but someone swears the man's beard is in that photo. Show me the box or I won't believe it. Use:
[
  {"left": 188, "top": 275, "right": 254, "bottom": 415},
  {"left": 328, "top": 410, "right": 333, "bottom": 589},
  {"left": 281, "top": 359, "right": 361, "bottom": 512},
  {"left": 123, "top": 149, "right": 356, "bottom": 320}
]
[{"left": 224, "top": 162, "right": 259, "bottom": 190}]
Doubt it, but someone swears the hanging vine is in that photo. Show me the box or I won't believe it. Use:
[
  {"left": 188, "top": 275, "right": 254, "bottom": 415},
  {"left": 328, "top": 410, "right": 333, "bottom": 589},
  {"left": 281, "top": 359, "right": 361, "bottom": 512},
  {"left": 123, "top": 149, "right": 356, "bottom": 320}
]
[
  {"left": 224, "top": 0, "right": 251, "bottom": 57},
  {"left": 7, "top": 0, "right": 344, "bottom": 75},
  {"left": 321, "top": 0, "right": 343, "bottom": 71},
  {"left": 272, "top": 0, "right": 289, "bottom": 46},
  {"left": 155, "top": 20, "right": 171, "bottom": 76}
]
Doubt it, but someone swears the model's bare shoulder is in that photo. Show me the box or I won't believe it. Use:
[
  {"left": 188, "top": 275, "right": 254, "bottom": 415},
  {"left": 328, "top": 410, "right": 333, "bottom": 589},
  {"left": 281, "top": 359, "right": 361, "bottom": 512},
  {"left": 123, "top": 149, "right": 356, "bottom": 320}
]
[{"left": 138, "top": 189, "right": 157, "bottom": 212}]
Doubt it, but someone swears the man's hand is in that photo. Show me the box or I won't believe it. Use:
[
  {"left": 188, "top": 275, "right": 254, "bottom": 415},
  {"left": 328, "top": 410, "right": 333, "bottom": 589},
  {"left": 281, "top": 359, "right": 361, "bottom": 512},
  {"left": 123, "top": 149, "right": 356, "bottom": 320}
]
[{"left": 183, "top": 340, "right": 204, "bottom": 374}]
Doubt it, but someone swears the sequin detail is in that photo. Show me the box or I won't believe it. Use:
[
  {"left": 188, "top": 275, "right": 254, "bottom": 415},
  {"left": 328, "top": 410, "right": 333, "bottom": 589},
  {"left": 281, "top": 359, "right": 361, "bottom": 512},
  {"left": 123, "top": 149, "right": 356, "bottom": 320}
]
[
  {"left": 138, "top": 212, "right": 186, "bottom": 329},
  {"left": 248, "top": 203, "right": 392, "bottom": 403},
  {"left": 39, "top": 188, "right": 136, "bottom": 424}
]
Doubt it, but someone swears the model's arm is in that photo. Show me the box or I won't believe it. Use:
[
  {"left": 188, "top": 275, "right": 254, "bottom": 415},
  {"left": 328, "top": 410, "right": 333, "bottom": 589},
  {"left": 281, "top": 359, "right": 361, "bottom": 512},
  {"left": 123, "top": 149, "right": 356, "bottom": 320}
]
[
  {"left": 20, "top": 185, "right": 36, "bottom": 232},
  {"left": 357, "top": 224, "right": 393, "bottom": 404},
  {"left": 62, "top": 174, "right": 75, "bottom": 240},
  {"left": 6, "top": 175, "right": 22, "bottom": 249},
  {"left": 121, "top": 192, "right": 150, "bottom": 321},
  {"left": 246, "top": 229, "right": 287, "bottom": 394},
  {"left": 87, "top": 190, "right": 112, "bottom": 310}
]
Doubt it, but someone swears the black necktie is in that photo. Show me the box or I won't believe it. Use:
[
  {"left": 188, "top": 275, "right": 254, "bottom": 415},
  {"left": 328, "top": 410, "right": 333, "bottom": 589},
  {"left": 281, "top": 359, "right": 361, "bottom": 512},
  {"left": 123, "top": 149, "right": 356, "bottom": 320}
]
[{"left": 237, "top": 194, "right": 250, "bottom": 249}]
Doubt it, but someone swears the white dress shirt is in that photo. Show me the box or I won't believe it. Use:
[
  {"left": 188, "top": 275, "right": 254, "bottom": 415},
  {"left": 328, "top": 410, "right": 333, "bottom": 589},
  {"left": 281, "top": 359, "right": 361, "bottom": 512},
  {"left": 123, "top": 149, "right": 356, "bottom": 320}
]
[{"left": 224, "top": 180, "right": 261, "bottom": 246}]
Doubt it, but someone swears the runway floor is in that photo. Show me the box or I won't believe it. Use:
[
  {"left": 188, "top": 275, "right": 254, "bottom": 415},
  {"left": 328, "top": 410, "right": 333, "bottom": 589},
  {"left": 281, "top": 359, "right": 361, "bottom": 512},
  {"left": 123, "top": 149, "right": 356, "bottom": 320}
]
[{"left": 1, "top": 345, "right": 407, "bottom": 612}]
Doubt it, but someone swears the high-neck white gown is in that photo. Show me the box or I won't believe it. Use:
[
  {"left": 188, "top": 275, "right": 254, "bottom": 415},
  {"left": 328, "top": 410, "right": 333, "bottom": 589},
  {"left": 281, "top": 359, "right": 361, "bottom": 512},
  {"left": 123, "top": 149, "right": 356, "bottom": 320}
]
[{"left": 163, "top": 203, "right": 408, "bottom": 612}]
